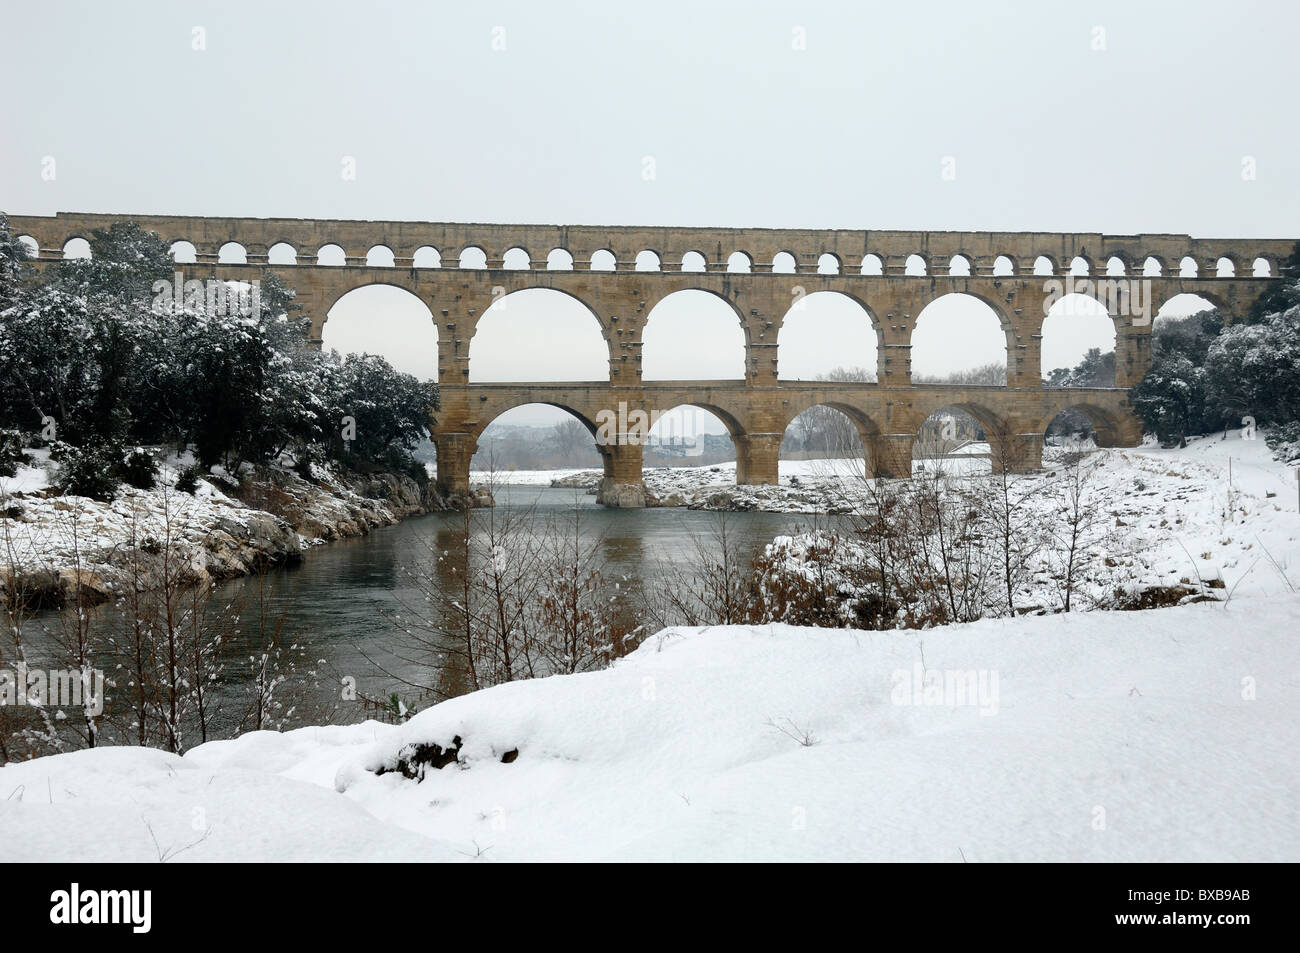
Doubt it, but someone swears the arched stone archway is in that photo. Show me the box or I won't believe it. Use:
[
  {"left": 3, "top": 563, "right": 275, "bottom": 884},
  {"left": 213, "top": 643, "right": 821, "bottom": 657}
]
[
  {"left": 644, "top": 403, "right": 739, "bottom": 470},
  {"left": 780, "top": 400, "right": 880, "bottom": 480},
  {"left": 900, "top": 399, "right": 1030, "bottom": 475},
  {"left": 1043, "top": 400, "right": 1139, "bottom": 449},
  {"left": 468, "top": 400, "right": 601, "bottom": 446},
  {"left": 641, "top": 289, "right": 748, "bottom": 381},
  {"left": 910, "top": 293, "right": 1013, "bottom": 386},
  {"left": 777, "top": 291, "right": 880, "bottom": 382},
  {"left": 468, "top": 288, "right": 611, "bottom": 383},
  {"left": 322, "top": 284, "right": 439, "bottom": 381},
  {"left": 1040, "top": 293, "right": 1118, "bottom": 387}
]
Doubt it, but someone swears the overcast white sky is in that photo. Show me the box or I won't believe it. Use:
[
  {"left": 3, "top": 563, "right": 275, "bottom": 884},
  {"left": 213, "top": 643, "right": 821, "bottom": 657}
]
[{"left": 4, "top": 0, "right": 1296, "bottom": 431}]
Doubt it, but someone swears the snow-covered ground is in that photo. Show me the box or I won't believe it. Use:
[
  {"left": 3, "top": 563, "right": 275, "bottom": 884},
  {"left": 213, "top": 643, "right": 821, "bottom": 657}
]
[
  {"left": 4, "top": 594, "right": 1297, "bottom": 861},
  {"left": 1099, "top": 434, "right": 1300, "bottom": 600},
  {"left": 759, "top": 436, "right": 1300, "bottom": 616}
]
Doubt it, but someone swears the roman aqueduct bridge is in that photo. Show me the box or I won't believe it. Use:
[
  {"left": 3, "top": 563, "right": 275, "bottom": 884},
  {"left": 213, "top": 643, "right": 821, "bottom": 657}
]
[{"left": 8, "top": 212, "right": 1293, "bottom": 506}]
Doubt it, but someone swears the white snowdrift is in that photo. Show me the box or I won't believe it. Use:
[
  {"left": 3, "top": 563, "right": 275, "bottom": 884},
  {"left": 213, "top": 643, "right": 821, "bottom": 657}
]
[
  {"left": 4, "top": 595, "right": 1298, "bottom": 862},
  {"left": 0, "top": 742, "right": 459, "bottom": 861}
]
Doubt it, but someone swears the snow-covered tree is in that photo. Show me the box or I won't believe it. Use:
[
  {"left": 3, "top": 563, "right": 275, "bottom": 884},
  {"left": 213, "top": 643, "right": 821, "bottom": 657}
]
[
  {"left": 0, "top": 213, "right": 34, "bottom": 309},
  {"left": 1205, "top": 300, "right": 1300, "bottom": 427},
  {"left": 0, "top": 216, "right": 438, "bottom": 475},
  {"left": 314, "top": 351, "right": 438, "bottom": 468},
  {"left": 1129, "top": 310, "right": 1224, "bottom": 446}
]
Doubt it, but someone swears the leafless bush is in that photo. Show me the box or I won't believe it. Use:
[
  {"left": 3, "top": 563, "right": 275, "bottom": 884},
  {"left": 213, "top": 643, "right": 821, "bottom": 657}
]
[
  {"left": 536, "top": 502, "right": 642, "bottom": 674},
  {"left": 750, "top": 438, "right": 1130, "bottom": 628},
  {"left": 984, "top": 436, "right": 1051, "bottom": 616},
  {"left": 751, "top": 532, "right": 853, "bottom": 628},
  {"left": 0, "top": 483, "right": 329, "bottom": 763},
  {"left": 42, "top": 497, "right": 105, "bottom": 749},
  {"left": 640, "top": 512, "right": 762, "bottom": 629},
  {"left": 1044, "top": 449, "right": 1125, "bottom": 612}
]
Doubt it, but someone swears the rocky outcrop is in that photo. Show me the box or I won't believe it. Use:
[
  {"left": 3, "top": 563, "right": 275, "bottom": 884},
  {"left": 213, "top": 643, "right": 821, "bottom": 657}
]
[
  {"left": 595, "top": 479, "right": 646, "bottom": 509},
  {"left": 196, "top": 511, "right": 304, "bottom": 577},
  {"left": 424, "top": 485, "right": 494, "bottom": 511},
  {"left": 343, "top": 471, "right": 428, "bottom": 517},
  {"left": 1, "top": 464, "right": 444, "bottom": 608}
]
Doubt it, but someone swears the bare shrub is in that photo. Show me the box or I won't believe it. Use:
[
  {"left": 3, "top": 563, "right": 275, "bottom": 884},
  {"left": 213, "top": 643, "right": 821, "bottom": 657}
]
[
  {"left": 373, "top": 476, "right": 641, "bottom": 713},
  {"left": 640, "top": 513, "right": 761, "bottom": 629}
]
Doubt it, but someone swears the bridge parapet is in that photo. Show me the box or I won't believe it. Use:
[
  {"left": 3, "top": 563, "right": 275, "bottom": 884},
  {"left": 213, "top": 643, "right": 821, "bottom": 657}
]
[{"left": 10, "top": 212, "right": 1293, "bottom": 280}]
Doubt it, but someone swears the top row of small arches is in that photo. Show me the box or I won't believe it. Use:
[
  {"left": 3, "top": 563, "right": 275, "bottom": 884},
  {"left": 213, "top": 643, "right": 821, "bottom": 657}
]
[{"left": 32, "top": 235, "right": 1279, "bottom": 278}]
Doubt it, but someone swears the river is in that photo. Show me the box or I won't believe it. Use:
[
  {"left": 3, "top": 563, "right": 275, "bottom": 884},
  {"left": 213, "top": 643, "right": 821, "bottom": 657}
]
[
  {"left": 28, "top": 485, "right": 830, "bottom": 734},
  {"left": 227, "top": 485, "right": 810, "bottom": 692}
]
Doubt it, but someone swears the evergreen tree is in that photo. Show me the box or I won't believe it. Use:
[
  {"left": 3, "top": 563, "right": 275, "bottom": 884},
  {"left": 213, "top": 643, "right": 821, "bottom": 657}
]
[
  {"left": 316, "top": 352, "right": 438, "bottom": 466},
  {"left": 1204, "top": 302, "right": 1300, "bottom": 427},
  {"left": 1045, "top": 348, "right": 1115, "bottom": 388},
  {"left": 1130, "top": 354, "right": 1210, "bottom": 446},
  {"left": 0, "top": 213, "right": 34, "bottom": 309},
  {"left": 1129, "top": 309, "right": 1227, "bottom": 445},
  {"left": 0, "top": 215, "right": 437, "bottom": 474},
  {"left": 1247, "top": 241, "right": 1300, "bottom": 322}
]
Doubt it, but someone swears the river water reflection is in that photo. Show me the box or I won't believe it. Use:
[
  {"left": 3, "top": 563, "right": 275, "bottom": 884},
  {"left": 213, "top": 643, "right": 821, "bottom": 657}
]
[
  {"left": 205, "top": 484, "right": 834, "bottom": 713},
  {"left": 24, "top": 485, "right": 842, "bottom": 729}
]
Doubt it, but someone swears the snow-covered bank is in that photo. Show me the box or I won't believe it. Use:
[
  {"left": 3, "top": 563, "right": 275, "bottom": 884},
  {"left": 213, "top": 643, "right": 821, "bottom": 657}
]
[
  {"left": 1099, "top": 434, "right": 1300, "bottom": 601},
  {"left": 754, "top": 435, "right": 1300, "bottom": 617},
  {"left": 488, "top": 437, "right": 1300, "bottom": 520},
  {"left": 4, "top": 594, "right": 1298, "bottom": 861},
  {"left": 490, "top": 437, "right": 1300, "bottom": 604},
  {"left": 0, "top": 455, "right": 439, "bottom": 604}
]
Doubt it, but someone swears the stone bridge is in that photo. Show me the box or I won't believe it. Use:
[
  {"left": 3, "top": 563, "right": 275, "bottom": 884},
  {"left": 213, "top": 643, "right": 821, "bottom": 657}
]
[{"left": 8, "top": 212, "right": 1293, "bottom": 506}]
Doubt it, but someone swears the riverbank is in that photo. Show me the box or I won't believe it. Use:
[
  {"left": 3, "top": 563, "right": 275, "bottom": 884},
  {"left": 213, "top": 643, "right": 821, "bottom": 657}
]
[
  {"left": 483, "top": 436, "right": 1300, "bottom": 613},
  {"left": 0, "top": 453, "right": 449, "bottom": 606},
  {"left": 5, "top": 592, "right": 1298, "bottom": 861}
]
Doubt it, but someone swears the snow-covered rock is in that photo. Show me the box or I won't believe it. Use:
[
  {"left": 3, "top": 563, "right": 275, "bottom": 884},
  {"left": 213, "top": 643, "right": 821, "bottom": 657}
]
[{"left": 0, "top": 457, "right": 439, "bottom": 604}]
